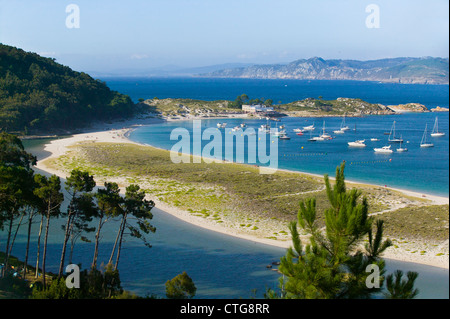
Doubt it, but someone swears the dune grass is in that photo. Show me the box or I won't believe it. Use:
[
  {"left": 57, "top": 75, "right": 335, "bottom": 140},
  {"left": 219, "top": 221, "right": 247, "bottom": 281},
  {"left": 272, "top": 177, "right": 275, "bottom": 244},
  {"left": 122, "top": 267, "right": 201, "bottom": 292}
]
[{"left": 45, "top": 141, "right": 449, "bottom": 242}]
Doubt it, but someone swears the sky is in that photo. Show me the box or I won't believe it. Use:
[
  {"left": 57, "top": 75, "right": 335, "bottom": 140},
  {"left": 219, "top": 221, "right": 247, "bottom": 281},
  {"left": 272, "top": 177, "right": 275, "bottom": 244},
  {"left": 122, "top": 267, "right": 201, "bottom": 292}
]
[{"left": 0, "top": 0, "right": 448, "bottom": 74}]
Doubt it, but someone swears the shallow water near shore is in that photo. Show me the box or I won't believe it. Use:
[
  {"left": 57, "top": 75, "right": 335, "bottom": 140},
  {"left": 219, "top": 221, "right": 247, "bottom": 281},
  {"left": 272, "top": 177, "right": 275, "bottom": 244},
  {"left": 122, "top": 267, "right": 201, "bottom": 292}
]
[{"left": 129, "top": 112, "right": 449, "bottom": 197}]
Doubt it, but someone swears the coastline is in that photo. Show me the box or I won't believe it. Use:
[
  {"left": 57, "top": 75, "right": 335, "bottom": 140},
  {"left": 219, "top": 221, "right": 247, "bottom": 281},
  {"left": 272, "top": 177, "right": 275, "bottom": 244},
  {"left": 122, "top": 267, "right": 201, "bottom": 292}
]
[{"left": 33, "top": 114, "right": 449, "bottom": 270}]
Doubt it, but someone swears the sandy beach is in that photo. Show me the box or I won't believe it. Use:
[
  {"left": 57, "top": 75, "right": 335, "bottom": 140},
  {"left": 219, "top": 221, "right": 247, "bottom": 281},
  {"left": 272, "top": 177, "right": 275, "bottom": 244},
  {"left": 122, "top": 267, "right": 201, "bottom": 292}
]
[{"left": 34, "top": 114, "right": 449, "bottom": 270}]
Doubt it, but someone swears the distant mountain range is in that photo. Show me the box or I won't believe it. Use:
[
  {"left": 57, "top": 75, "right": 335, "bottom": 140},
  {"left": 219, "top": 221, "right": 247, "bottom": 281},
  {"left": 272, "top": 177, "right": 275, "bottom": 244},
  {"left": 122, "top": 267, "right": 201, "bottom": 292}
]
[
  {"left": 198, "top": 57, "right": 449, "bottom": 84},
  {"left": 90, "top": 63, "right": 255, "bottom": 78}
]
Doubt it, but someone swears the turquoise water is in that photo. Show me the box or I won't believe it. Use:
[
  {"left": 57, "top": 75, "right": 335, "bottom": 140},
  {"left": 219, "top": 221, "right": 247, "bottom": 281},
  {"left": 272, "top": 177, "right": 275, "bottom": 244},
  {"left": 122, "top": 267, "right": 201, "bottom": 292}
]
[
  {"left": 6, "top": 79, "right": 449, "bottom": 299},
  {"left": 106, "top": 77, "right": 449, "bottom": 195},
  {"left": 11, "top": 140, "right": 448, "bottom": 299},
  {"left": 129, "top": 112, "right": 449, "bottom": 196}
]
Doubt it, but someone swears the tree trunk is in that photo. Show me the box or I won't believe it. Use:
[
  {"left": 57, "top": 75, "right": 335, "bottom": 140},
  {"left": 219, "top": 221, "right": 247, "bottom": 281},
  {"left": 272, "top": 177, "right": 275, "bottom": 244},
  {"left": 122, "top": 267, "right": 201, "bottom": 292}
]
[
  {"left": 23, "top": 210, "right": 33, "bottom": 278},
  {"left": 2, "top": 214, "right": 14, "bottom": 277},
  {"left": 9, "top": 212, "right": 24, "bottom": 257},
  {"left": 114, "top": 213, "right": 127, "bottom": 270},
  {"left": 42, "top": 212, "right": 51, "bottom": 288},
  {"left": 58, "top": 212, "right": 74, "bottom": 278},
  {"left": 35, "top": 214, "right": 44, "bottom": 278},
  {"left": 108, "top": 217, "right": 124, "bottom": 265},
  {"left": 92, "top": 216, "right": 103, "bottom": 269}
]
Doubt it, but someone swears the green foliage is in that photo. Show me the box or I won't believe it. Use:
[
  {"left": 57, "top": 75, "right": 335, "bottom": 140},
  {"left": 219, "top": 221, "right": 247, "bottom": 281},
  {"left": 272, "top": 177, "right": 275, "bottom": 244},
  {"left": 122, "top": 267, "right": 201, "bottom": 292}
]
[
  {"left": 268, "top": 162, "right": 417, "bottom": 299},
  {"left": 0, "top": 44, "right": 136, "bottom": 132},
  {"left": 0, "top": 274, "right": 33, "bottom": 298},
  {"left": 165, "top": 271, "right": 197, "bottom": 299},
  {"left": 383, "top": 270, "right": 419, "bottom": 299},
  {"left": 228, "top": 94, "right": 273, "bottom": 109},
  {"left": 30, "top": 264, "right": 125, "bottom": 299}
]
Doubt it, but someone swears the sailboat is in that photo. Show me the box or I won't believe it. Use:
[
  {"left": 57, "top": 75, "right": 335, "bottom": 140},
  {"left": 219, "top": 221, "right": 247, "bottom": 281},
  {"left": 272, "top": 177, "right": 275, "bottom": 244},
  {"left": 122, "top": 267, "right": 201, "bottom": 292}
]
[
  {"left": 396, "top": 135, "right": 408, "bottom": 152},
  {"left": 308, "top": 130, "right": 321, "bottom": 141},
  {"left": 431, "top": 117, "right": 445, "bottom": 137},
  {"left": 340, "top": 113, "right": 350, "bottom": 131},
  {"left": 319, "top": 121, "right": 331, "bottom": 139},
  {"left": 388, "top": 121, "right": 403, "bottom": 143},
  {"left": 420, "top": 124, "right": 434, "bottom": 148}
]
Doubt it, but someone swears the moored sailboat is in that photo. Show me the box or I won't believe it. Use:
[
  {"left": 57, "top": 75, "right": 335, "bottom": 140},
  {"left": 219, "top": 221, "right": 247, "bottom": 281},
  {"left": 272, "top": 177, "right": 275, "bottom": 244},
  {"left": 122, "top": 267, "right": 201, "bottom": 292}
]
[
  {"left": 431, "top": 117, "right": 445, "bottom": 137},
  {"left": 420, "top": 124, "right": 434, "bottom": 148}
]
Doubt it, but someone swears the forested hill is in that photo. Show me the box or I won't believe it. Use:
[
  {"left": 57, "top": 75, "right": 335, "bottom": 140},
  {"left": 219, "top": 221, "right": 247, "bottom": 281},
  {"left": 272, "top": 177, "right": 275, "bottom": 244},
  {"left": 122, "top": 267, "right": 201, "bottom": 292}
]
[{"left": 0, "top": 44, "right": 136, "bottom": 134}]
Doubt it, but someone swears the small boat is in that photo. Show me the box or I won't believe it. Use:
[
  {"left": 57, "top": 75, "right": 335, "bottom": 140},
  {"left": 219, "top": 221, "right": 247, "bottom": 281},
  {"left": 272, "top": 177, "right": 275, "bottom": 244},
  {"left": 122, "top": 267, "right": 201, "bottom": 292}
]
[
  {"left": 340, "top": 113, "right": 350, "bottom": 131},
  {"left": 279, "top": 134, "right": 291, "bottom": 140},
  {"left": 319, "top": 121, "right": 332, "bottom": 139},
  {"left": 333, "top": 129, "right": 345, "bottom": 134},
  {"left": 272, "top": 130, "right": 287, "bottom": 137},
  {"left": 396, "top": 136, "right": 408, "bottom": 152},
  {"left": 307, "top": 131, "right": 319, "bottom": 141},
  {"left": 374, "top": 145, "right": 393, "bottom": 153},
  {"left": 370, "top": 138, "right": 379, "bottom": 141},
  {"left": 348, "top": 140, "right": 366, "bottom": 147},
  {"left": 217, "top": 123, "right": 227, "bottom": 128},
  {"left": 388, "top": 121, "right": 403, "bottom": 143},
  {"left": 303, "top": 124, "right": 315, "bottom": 131},
  {"left": 240, "top": 123, "right": 247, "bottom": 128},
  {"left": 259, "top": 124, "right": 270, "bottom": 133},
  {"left": 296, "top": 132, "right": 304, "bottom": 136},
  {"left": 431, "top": 117, "right": 445, "bottom": 137},
  {"left": 293, "top": 128, "right": 303, "bottom": 133},
  {"left": 232, "top": 126, "right": 241, "bottom": 132},
  {"left": 420, "top": 124, "right": 434, "bottom": 148}
]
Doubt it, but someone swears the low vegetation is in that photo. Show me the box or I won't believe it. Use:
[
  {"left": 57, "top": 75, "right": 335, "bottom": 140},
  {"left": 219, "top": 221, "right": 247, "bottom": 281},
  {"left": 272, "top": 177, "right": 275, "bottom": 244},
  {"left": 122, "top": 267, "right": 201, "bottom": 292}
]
[{"left": 45, "top": 142, "right": 448, "bottom": 244}]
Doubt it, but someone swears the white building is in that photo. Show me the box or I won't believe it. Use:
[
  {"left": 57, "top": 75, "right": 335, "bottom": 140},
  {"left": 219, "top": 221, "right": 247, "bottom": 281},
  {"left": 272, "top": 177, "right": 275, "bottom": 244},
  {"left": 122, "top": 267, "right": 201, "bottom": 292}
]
[{"left": 242, "top": 104, "right": 274, "bottom": 113}]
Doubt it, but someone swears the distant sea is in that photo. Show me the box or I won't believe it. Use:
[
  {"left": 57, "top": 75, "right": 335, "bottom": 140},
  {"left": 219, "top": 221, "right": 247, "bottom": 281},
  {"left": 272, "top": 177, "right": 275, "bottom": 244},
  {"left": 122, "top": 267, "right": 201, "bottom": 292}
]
[
  {"left": 103, "top": 77, "right": 449, "bottom": 108},
  {"left": 103, "top": 77, "right": 450, "bottom": 196}
]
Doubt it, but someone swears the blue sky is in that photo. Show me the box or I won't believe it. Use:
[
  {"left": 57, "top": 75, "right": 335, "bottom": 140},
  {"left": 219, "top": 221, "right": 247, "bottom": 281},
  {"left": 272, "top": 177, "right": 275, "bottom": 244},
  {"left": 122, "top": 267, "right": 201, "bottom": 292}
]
[{"left": 0, "top": 0, "right": 448, "bottom": 73}]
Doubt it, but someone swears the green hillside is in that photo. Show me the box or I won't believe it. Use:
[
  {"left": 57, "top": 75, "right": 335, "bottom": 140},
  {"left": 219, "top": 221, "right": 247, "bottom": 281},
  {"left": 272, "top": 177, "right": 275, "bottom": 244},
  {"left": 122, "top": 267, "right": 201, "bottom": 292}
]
[{"left": 0, "top": 44, "right": 136, "bottom": 133}]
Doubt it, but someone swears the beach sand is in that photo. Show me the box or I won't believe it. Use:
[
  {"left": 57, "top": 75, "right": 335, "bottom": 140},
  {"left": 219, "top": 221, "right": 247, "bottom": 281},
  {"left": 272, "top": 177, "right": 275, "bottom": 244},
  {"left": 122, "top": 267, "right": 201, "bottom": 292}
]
[{"left": 34, "top": 114, "right": 449, "bottom": 269}]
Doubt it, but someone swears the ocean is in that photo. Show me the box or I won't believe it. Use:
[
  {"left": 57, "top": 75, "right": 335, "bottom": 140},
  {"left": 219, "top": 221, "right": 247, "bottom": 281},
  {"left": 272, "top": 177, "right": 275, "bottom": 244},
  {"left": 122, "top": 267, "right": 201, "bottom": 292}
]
[
  {"left": 8, "top": 78, "right": 449, "bottom": 299},
  {"left": 129, "top": 113, "right": 449, "bottom": 196},
  {"left": 104, "top": 77, "right": 449, "bottom": 109},
  {"left": 109, "top": 77, "right": 449, "bottom": 196}
]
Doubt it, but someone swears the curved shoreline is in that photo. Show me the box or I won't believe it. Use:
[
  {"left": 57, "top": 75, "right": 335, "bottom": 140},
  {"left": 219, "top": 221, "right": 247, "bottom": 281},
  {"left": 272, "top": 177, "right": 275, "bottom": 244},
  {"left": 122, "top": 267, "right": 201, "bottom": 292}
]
[{"left": 33, "top": 115, "right": 449, "bottom": 270}]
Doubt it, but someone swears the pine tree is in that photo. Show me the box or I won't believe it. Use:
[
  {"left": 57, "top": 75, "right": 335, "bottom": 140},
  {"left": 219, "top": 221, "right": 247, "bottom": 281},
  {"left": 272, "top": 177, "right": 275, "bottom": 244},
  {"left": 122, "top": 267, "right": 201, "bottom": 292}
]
[{"left": 267, "top": 162, "right": 418, "bottom": 299}]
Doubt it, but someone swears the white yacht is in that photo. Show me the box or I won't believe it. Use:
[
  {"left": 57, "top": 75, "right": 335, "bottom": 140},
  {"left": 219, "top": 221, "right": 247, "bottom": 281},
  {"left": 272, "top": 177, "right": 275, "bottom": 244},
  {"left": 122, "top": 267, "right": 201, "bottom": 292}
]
[
  {"left": 374, "top": 145, "right": 393, "bottom": 153},
  {"left": 388, "top": 121, "right": 403, "bottom": 143},
  {"left": 348, "top": 140, "right": 366, "bottom": 147},
  {"left": 259, "top": 124, "right": 270, "bottom": 133},
  {"left": 431, "top": 117, "right": 445, "bottom": 137},
  {"left": 217, "top": 123, "right": 227, "bottom": 129},
  {"left": 340, "top": 113, "right": 350, "bottom": 131},
  {"left": 370, "top": 138, "right": 379, "bottom": 141},
  {"left": 303, "top": 124, "right": 315, "bottom": 131},
  {"left": 319, "top": 121, "right": 332, "bottom": 139},
  {"left": 420, "top": 124, "right": 434, "bottom": 148}
]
